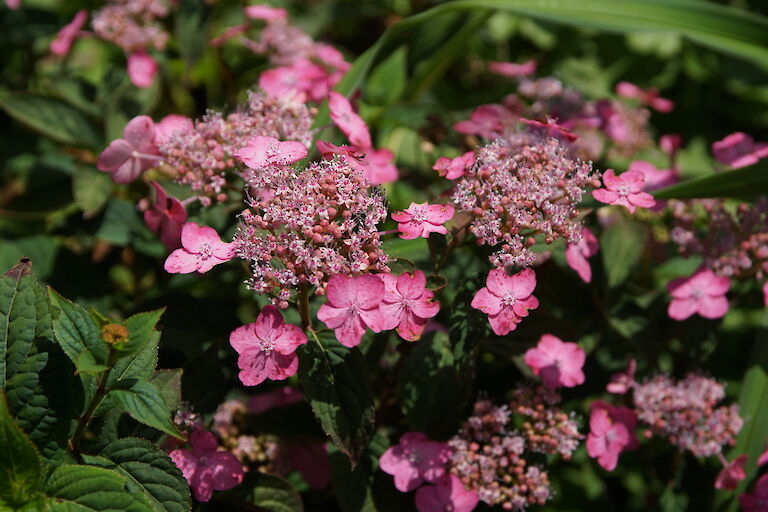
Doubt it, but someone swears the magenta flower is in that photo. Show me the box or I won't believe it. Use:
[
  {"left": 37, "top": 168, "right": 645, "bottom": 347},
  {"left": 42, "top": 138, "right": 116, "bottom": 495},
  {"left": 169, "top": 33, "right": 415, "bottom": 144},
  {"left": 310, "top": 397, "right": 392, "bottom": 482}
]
[
  {"left": 453, "top": 104, "right": 512, "bottom": 139},
  {"left": 606, "top": 358, "right": 636, "bottom": 395},
  {"left": 328, "top": 92, "right": 372, "bottom": 149},
  {"left": 712, "top": 132, "right": 768, "bottom": 169},
  {"left": 6, "top": 0, "right": 20, "bottom": 9},
  {"left": 259, "top": 59, "right": 327, "bottom": 104},
  {"left": 50, "top": 10, "right": 87, "bottom": 56},
  {"left": 155, "top": 114, "right": 194, "bottom": 145},
  {"left": 667, "top": 267, "right": 730, "bottom": 320},
  {"left": 565, "top": 227, "right": 599, "bottom": 283},
  {"left": 236, "top": 135, "right": 308, "bottom": 169},
  {"left": 379, "top": 432, "right": 451, "bottom": 492},
  {"left": 164, "top": 222, "right": 234, "bottom": 274},
  {"left": 363, "top": 147, "right": 398, "bottom": 184},
  {"left": 169, "top": 428, "right": 244, "bottom": 502},
  {"left": 488, "top": 59, "right": 536, "bottom": 77},
  {"left": 97, "top": 115, "right": 159, "bottom": 184},
  {"left": 763, "top": 282, "right": 768, "bottom": 307},
  {"left": 741, "top": 474, "right": 768, "bottom": 512},
  {"left": 758, "top": 443, "right": 768, "bottom": 467},
  {"left": 229, "top": 305, "right": 307, "bottom": 386},
  {"left": 244, "top": 4, "right": 288, "bottom": 20},
  {"left": 586, "top": 400, "right": 638, "bottom": 471},
  {"left": 317, "top": 274, "right": 385, "bottom": 347},
  {"left": 715, "top": 454, "right": 747, "bottom": 490},
  {"left": 615, "top": 81, "right": 674, "bottom": 113},
  {"left": 433, "top": 151, "right": 475, "bottom": 180},
  {"left": 391, "top": 202, "right": 454, "bottom": 240},
  {"left": 144, "top": 181, "right": 187, "bottom": 250},
  {"left": 247, "top": 386, "right": 303, "bottom": 415},
  {"left": 127, "top": 50, "right": 158, "bottom": 88},
  {"left": 414, "top": 474, "right": 479, "bottom": 512},
  {"left": 470, "top": 267, "right": 539, "bottom": 336},
  {"left": 520, "top": 117, "right": 578, "bottom": 143},
  {"left": 660, "top": 134, "right": 683, "bottom": 161},
  {"left": 627, "top": 160, "right": 679, "bottom": 192},
  {"left": 592, "top": 168, "right": 656, "bottom": 213},
  {"left": 524, "top": 334, "right": 585, "bottom": 389},
  {"left": 379, "top": 271, "right": 440, "bottom": 342}
]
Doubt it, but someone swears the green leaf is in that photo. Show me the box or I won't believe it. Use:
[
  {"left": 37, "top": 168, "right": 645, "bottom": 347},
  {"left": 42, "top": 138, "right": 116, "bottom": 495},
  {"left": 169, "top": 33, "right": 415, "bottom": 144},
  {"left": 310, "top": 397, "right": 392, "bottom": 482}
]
[
  {"left": 120, "top": 309, "right": 165, "bottom": 360},
  {"left": 108, "top": 379, "right": 183, "bottom": 439},
  {"left": 0, "top": 237, "right": 59, "bottom": 281},
  {"left": 653, "top": 163, "right": 768, "bottom": 200},
  {"left": 364, "top": 46, "right": 408, "bottom": 106},
  {"left": 1, "top": 259, "right": 37, "bottom": 389},
  {"left": 599, "top": 215, "right": 648, "bottom": 288},
  {"left": 0, "top": 93, "right": 102, "bottom": 150},
  {"left": 73, "top": 166, "right": 114, "bottom": 218},
  {"left": 44, "top": 464, "right": 152, "bottom": 512},
  {"left": 0, "top": 393, "right": 43, "bottom": 508},
  {"left": 327, "top": 445, "right": 376, "bottom": 512},
  {"left": 75, "top": 352, "right": 110, "bottom": 376},
  {"left": 297, "top": 332, "right": 375, "bottom": 466},
  {"left": 221, "top": 472, "right": 303, "bottom": 512},
  {"left": 149, "top": 370, "right": 183, "bottom": 412},
  {"left": 48, "top": 288, "right": 108, "bottom": 368}
]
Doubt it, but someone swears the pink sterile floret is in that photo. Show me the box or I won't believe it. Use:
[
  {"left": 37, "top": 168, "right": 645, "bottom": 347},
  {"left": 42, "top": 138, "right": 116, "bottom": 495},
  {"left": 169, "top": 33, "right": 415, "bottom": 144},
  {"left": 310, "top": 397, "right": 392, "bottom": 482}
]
[
  {"left": 235, "top": 135, "right": 308, "bottom": 169},
  {"left": 615, "top": 81, "right": 674, "bottom": 113},
  {"left": 144, "top": 181, "right": 187, "bottom": 250},
  {"left": 328, "top": 91, "right": 372, "bottom": 149},
  {"left": 229, "top": 305, "right": 307, "bottom": 386},
  {"left": 712, "top": 132, "right": 768, "bottom": 169},
  {"left": 715, "top": 454, "right": 747, "bottom": 490},
  {"left": 415, "top": 474, "right": 480, "bottom": 512},
  {"left": 244, "top": 4, "right": 288, "bottom": 21},
  {"left": 50, "top": 10, "right": 87, "bottom": 56},
  {"left": 586, "top": 400, "right": 638, "bottom": 472},
  {"left": 169, "top": 427, "right": 244, "bottom": 502},
  {"left": 471, "top": 267, "right": 539, "bottom": 336},
  {"left": 155, "top": 114, "right": 194, "bottom": 145},
  {"left": 488, "top": 59, "right": 536, "bottom": 77},
  {"left": 392, "top": 202, "right": 455, "bottom": 240},
  {"left": 565, "top": 227, "right": 599, "bottom": 283},
  {"left": 763, "top": 282, "right": 768, "bottom": 307},
  {"left": 520, "top": 117, "right": 578, "bottom": 143},
  {"left": 433, "top": 151, "right": 476, "bottom": 180},
  {"left": 524, "top": 334, "right": 585, "bottom": 389},
  {"left": 317, "top": 274, "right": 385, "bottom": 347},
  {"left": 316, "top": 140, "right": 398, "bottom": 185},
  {"left": 606, "top": 358, "right": 636, "bottom": 395},
  {"left": 164, "top": 222, "right": 234, "bottom": 274},
  {"left": 127, "top": 50, "right": 158, "bottom": 88},
  {"left": 97, "top": 115, "right": 159, "bottom": 184},
  {"left": 741, "top": 474, "right": 768, "bottom": 512},
  {"left": 379, "top": 270, "right": 440, "bottom": 342},
  {"left": 379, "top": 431, "right": 452, "bottom": 492},
  {"left": 592, "top": 168, "right": 656, "bottom": 213},
  {"left": 667, "top": 267, "right": 730, "bottom": 321},
  {"left": 247, "top": 386, "right": 303, "bottom": 415},
  {"left": 627, "top": 160, "right": 679, "bottom": 192},
  {"left": 453, "top": 104, "right": 513, "bottom": 139}
]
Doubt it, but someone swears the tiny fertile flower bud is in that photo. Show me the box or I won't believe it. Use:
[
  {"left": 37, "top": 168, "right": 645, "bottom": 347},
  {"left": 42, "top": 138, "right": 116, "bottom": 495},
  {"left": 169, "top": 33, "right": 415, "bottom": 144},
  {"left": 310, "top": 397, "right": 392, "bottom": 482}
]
[{"left": 101, "top": 323, "right": 129, "bottom": 349}]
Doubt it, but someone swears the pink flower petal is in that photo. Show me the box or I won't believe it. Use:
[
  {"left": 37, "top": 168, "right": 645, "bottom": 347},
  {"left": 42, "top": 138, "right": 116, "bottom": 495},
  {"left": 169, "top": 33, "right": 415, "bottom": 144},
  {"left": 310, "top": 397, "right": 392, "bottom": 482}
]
[{"left": 127, "top": 51, "right": 158, "bottom": 89}]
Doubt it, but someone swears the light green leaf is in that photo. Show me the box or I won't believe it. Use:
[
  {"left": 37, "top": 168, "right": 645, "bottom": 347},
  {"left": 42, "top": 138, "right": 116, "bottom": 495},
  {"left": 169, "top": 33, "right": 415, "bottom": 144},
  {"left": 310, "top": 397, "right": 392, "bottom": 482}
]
[
  {"left": 149, "top": 370, "right": 183, "bottom": 412},
  {"left": 653, "top": 162, "right": 768, "bottom": 200},
  {"left": 0, "top": 393, "right": 43, "bottom": 508},
  {"left": 75, "top": 352, "right": 109, "bottom": 376},
  {"left": 44, "top": 464, "right": 151, "bottom": 512},
  {"left": 48, "top": 289, "right": 108, "bottom": 368},
  {"left": 221, "top": 472, "right": 303, "bottom": 512},
  {"left": 108, "top": 380, "right": 183, "bottom": 439},
  {"left": 73, "top": 166, "right": 114, "bottom": 219},
  {"left": 599, "top": 215, "right": 648, "bottom": 288},
  {"left": 364, "top": 46, "right": 408, "bottom": 106}
]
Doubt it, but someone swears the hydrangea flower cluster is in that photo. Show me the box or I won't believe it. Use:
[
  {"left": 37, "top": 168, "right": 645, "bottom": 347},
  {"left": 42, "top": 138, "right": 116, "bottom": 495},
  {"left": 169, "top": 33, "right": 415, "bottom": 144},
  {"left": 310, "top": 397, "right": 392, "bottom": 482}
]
[{"left": 92, "top": 0, "right": 169, "bottom": 53}]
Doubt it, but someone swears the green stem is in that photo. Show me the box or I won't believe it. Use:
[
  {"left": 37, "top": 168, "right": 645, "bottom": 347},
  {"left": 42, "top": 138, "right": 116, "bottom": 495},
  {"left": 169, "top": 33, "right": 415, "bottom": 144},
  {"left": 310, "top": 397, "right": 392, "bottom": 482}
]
[{"left": 69, "top": 351, "right": 117, "bottom": 462}]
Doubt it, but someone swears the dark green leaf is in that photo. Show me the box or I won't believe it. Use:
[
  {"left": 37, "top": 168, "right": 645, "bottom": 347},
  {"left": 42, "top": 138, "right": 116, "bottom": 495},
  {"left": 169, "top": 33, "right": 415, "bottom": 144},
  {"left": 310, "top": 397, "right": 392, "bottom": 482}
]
[
  {"left": 599, "top": 215, "right": 647, "bottom": 288},
  {"left": 48, "top": 288, "right": 108, "bottom": 367},
  {"left": 221, "top": 472, "right": 303, "bottom": 512},
  {"left": 149, "top": 370, "right": 183, "bottom": 413},
  {"left": 365, "top": 46, "right": 408, "bottom": 106},
  {"left": 653, "top": 163, "right": 768, "bottom": 200},
  {"left": 44, "top": 464, "right": 152, "bottom": 512},
  {"left": 0, "top": 393, "right": 42, "bottom": 508},
  {"left": 108, "top": 379, "right": 183, "bottom": 439},
  {"left": 76, "top": 352, "right": 110, "bottom": 375}
]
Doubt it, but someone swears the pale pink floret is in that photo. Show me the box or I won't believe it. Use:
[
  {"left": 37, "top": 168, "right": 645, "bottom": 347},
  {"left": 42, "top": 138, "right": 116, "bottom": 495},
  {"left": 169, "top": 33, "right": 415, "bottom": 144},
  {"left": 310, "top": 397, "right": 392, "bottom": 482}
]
[
  {"left": 236, "top": 135, "right": 308, "bottom": 169},
  {"left": 97, "top": 115, "right": 159, "bottom": 184},
  {"left": 592, "top": 168, "right": 656, "bottom": 213},
  {"left": 317, "top": 274, "right": 385, "bottom": 347},
  {"left": 379, "top": 271, "right": 440, "bottom": 342},
  {"left": 6, "top": 0, "right": 21, "bottom": 9},
  {"left": 627, "top": 160, "right": 679, "bottom": 192},
  {"left": 715, "top": 454, "right": 747, "bottom": 490},
  {"left": 488, "top": 59, "right": 536, "bottom": 77},
  {"left": 433, "top": 151, "right": 475, "bottom": 180},
  {"left": 758, "top": 443, "right": 768, "bottom": 467},
  {"left": 379, "top": 432, "right": 451, "bottom": 492},
  {"left": 667, "top": 267, "right": 730, "bottom": 321},
  {"left": 155, "top": 114, "right": 193, "bottom": 145},
  {"left": 565, "top": 227, "right": 599, "bottom": 283},
  {"left": 615, "top": 81, "right": 674, "bottom": 113},
  {"left": 763, "top": 282, "right": 768, "bottom": 307},
  {"left": 520, "top": 117, "right": 578, "bottom": 143},
  {"left": 164, "top": 222, "right": 234, "bottom": 274},
  {"left": 244, "top": 4, "right": 288, "bottom": 21},
  {"left": 741, "top": 474, "right": 768, "bottom": 512},
  {"left": 607, "top": 358, "right": 636, "bottom": 395},
  {"left": 586, "top": 400, "right": 638, "bottom": 472},
  {"left": 415, "top": 474, "right": 479, "bottom": 512},
  {"left": 317, "top": 141, "right": 397, "bottom": 184},
  {"left": 50, "top": 10, "right": 87, "bottom": 56},
  {"left": 144, "top": 181, "right": 187, "bottom": 250},
  {"left": 524, "top": 334, "right": 585, "bottom": 389},
  {"left": 470, "top": 267, "right": 539, "bottom": 336},
  {"left": 712, "top": 132, "right": 768, "bottom": 169},
  {"left": 391, "top": 202, "right": 454, "bottom": 240},
  {"left": 328, "top": 91, "right": 372, "bottom": 149},
  {"left": 453, "top": 104, "right": 513, "bottom": 139},
  {"left": 229, "top": 305, "right": 307, "bottom": 386},
  {"left": 127, "top": 50, "right": 158, "bottom": 88},
  {"left": 169, "top": 427, "right": 244, "bottom": 502}
]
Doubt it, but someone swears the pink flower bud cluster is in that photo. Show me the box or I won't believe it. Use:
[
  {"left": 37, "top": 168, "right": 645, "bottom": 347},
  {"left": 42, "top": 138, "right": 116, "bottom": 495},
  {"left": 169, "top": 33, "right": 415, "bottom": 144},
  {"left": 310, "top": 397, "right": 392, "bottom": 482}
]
[
  {"left": 632, "top": 373, "right": 743, "bottom": 458},
  {"left": 212, "top": 399, "right": 279, "bottom": 469},
  {"left": 234, "top": 156, "right": 389, "bottom": 301},
  {"left": 92, "top": 0, "right": 169, "bottom": 54},
  {"left": 451, "top": 133, "right": 599, "bottom": 269}
]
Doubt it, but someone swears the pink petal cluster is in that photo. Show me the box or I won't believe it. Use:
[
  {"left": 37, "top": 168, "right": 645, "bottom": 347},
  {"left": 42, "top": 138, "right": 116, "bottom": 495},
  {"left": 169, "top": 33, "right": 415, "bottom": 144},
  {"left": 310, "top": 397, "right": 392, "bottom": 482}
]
[
  {"left": 169, "top": 427, "right": 244, "bottom": 502},
  {"left": 379, "top": 271, "right": 440, "bottom": 341},
  {"left": 143, "top": 181, "right": 187, "bottom": 250},
  {"left": 392, "top": 202, "right": 454, "bottom": 240},
  {"left": 235, "top": 135, "right": 308, "bottom": 168},
  {"left": 317, "top": 140, "right": 397, "bottom": 185},
  {"left": 471, "top": 268, "right": 539, "bottom": 336},
  {"left": 712, "top": 132, "right": 768, "bottom": 169},
  {"left": 715, "top": 454, "right": 747, "bottom": 490},
  {"left": 453, "top": 104, "right": 514, "bottom": 139},
  {"left": 229, "top": 305, "right": 307, "bottom": 386},
  {"left": 667, "top": 267, "right": 730, "bottom": 320},
  {"left": 415, "top": 475, "right": 479, "bottom": 512},
  {"left": 50, "top": 10, "right": 87, "bottom": 56},
  {"left": 247, "top": 386, "right": 303, "bottom": 415},
  {"left": 606, "top": 358, "right": 636, "bottom": 394},
  {"left": 615, "top": 81, "right": 674, "bottom": 113},
  {"left": 520, "top": 117, "right": 578, "bottom": 143},
  {"left": 565, "top": 227, "right": 599, "bottom": 283},
  {"left": 586, "top": 400, "right": 638, "bottom": 471},
  {"left": 127, "top": 50, "right": 158, "bottom": 88},
  {"left": 432, "top": 151, "right": 475, "bottom": 180},
  {"left": 92, "top": 0, "right": 169, "bottom": 54},
  {"left": 244, "top": 4, "right": 288, "bottom": 21},
  {"left": 380, "top": 432, "right": 451, "bottom": 492},
  {"left": 317, "top": 274, "right": 386, "bottom": 347},
  {"left": 164, "top": 222, "right": 234, "bottom": 274},
  {"left": 155, "top": 114, "right": 194, "bottom": 145},
  {"left": 97, "top": 115, "right": 160, "bottom": 184},
  {"left": 627, "top": 160, "right": 679, "bottom": 192},
  {"left": 329, "top": 92, "right": 372, "bottom": 149},
  {"left": 524, "top": 334, "right": 585, "bottom": 389},
  {"left": 595, "top": 99, "right": 652, "bottom": 156},
  {"left": 741, "top": 474, "right": 768, "bottom": 512},
  {"left": 592, "top": 168, "right": 656, "bottom": 213},
  {"left": 488, "top": 59, "right": 536, "bottom": 77}
]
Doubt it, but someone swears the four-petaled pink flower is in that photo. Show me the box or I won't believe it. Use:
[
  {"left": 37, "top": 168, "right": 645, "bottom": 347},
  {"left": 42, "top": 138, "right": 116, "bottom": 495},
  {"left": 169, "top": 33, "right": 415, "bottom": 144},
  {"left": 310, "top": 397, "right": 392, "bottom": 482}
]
[
  {"left": 524, "top": 334, "right": 586, "bottom": 389},
  {"left": 520, "top": 117, "right": 578, "bottom": 143},
  {"left": 164, "top": 222, "right": 234, "bottom": 274},
  {"left": 606, "top": 358, "right": 636, "bottom": 395},
  {"left": 586, "top": 400, "right": 638, "bottom": 472},
  {"left": 433, "top": 151, "right": 475, "bottom": 180},
  {"left": 615, "top": 81, "right": 674, "bottom": 113},
  {"left": 488, "top": 59, "right": 536, "bottom": 77},
  {"left": 236, "top": 135, "right": 308, "bottom": 169},
  {"left": 169, "top": 427, "right": 244, "bottom": 502},
  {"left": 244, "top": 4, "right": 288, "bottom": 20},
  {"left": 453, "top": 104, "right": 512, "bottom": 139},
  {"left": 740, "top": 474, "right": 768, "bottom": 512},
  {"left": 471, "top": 267, "right": 539, "bottom": 336},
  {"left": 317, "top": 274, "right": 385, "bottom": 347},
  {"left": 712, "top": 132, "right": 768, "bottom": 169},
  {"left": 50, "top": 10, "right": 87, "bottom": 56},
  {"left": 127, "top": 50, "right": 158, "bottom": 89},
  {"left": 565, "top": 227, "right": 599, "bottom": 283},
  {"left": 667, "top": 267, "right": 730, "bottom": 321},
  {"left": 328, "top": 91, "right": 372, "bottom": 149},
  {"left": 414, "top": 474, "right": 479, "bottom": 512},
  {"left": 391, "top": 202, "right": 454, "bottom": 240},
  {"left": 379, "top": 271, "right": 440, "bottom": 341},
  {"left": 144, "top": 181, "right": 187, "bottom": 250},
  {"left": 97, "top": 115, "right": 160, "bottom": 184},
  {"left": 592, "top": 168, "right": 656, "bottom": 213},
  {"left": 379, "top": 431, "right": 451, "bottom": 492},
  {"left": 715, "top": 454, "right": 747, "bottom": 490},
  {"left": 229, "top": 305, "right": 307, "bottom": 386}
]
